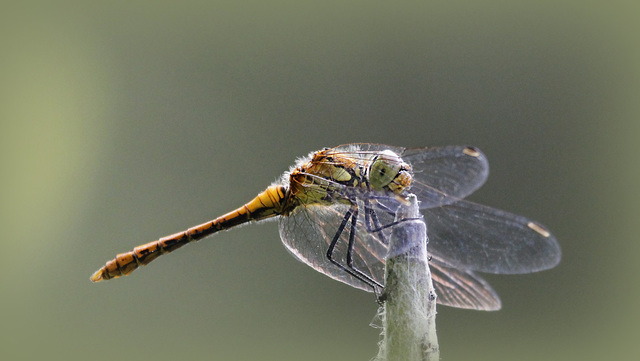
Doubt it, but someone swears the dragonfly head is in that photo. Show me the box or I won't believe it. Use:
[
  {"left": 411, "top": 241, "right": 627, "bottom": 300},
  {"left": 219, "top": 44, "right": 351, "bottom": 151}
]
[{"left": 368, "top": 150, "right": 412, "bottom": 194}]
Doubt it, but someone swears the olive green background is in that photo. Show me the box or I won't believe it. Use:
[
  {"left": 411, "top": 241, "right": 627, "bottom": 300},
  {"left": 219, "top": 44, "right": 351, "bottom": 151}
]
[{"left": 2, "top": 1, "right": 638, "bottom": 360}]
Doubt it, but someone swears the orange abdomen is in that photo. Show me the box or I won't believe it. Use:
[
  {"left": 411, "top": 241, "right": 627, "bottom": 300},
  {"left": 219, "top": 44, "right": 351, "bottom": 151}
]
[{"left": 90, "top": 185, "right": 287, "bottom": 282}]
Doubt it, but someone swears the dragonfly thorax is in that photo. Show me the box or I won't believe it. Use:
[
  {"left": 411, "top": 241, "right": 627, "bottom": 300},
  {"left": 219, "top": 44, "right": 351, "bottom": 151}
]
[{"left": 286, "top": 148, "right": 412, "bottom": 209}]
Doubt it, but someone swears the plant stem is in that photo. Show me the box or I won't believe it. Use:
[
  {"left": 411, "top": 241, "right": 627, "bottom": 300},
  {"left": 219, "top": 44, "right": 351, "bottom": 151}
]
[{"left": 374, "top": 194, "right": 439, "bottom": 361}]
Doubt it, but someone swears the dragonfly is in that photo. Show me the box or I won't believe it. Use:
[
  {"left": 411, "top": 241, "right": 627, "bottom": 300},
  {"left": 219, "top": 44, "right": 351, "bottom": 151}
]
[{"left": 91, "top": 144, "right": 561, "bottom": 311}]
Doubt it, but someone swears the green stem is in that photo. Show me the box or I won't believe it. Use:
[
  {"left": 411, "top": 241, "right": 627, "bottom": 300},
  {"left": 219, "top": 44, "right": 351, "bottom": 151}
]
[{"left": 374, "top": 194, "right": 440, "bottom": 361}]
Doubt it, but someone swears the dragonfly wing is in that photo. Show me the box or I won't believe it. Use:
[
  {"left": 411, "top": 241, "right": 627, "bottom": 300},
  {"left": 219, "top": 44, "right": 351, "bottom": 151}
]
[
  {"left": 328, "top": 143, "right": 406, "bottom": 156},
  {"left": 424, "top": 200, "right": 561, "bottom": 274},
  {"left": 430, "top": 257, "right": 501, "bottom": 311},
  {"left": 279, "top": 200, "right": 390, "bottom": 292},
  {"left": 401, "top": 146, "right": 489, "bottom": 208},
  {"left": 321, "top": 144, "right": 489, "bottom": 209},
  {"left": 278, "top": 195, "right": 507, "bottom": 311}
]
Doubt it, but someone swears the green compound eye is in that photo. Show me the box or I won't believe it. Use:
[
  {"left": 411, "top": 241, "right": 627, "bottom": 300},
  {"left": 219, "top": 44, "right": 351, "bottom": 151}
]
[{"left": 369, "top": 150, "right": 402, "bottom": 190}]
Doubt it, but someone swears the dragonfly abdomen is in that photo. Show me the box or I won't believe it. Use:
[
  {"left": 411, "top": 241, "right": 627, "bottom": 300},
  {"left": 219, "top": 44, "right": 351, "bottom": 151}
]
[
  {"left": 90, "top": 185, "right": 288, "bottom": 282},
  {"left": 89, "top": 227, "right": 212, "bottom": 282}
]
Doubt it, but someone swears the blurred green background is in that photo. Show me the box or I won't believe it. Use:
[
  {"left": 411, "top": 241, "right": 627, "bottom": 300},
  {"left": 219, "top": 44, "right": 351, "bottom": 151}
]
[{"left": 2, "top": 1, "right": 638, "bottom": 360}]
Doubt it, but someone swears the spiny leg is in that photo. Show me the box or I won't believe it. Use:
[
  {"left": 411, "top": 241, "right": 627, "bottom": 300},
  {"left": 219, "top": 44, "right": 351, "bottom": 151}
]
[
  {"left": 364, "top": 197, "right": 420, "bottom": 233},
  {"left": 326, "top": 199, "right": 422, "bottom": 297},
  {"left": 364, "top": 198, "right": 389, "bottom": 238},
  {"left": 326, "top": 204, "right": 380, "bottom": 293},
  {"left": 344, "top": 205, "right": 383, "bottom": 293}
]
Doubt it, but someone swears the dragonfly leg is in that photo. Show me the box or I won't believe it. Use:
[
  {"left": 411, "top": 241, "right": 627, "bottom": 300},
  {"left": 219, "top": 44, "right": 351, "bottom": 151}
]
[
  {"left": 363, "top": 199, "right": 389, "bottom": 237},
  {"left": 364, "top": 198, "right": 421, "bottom": 233},
  {"left": 326, "top": 204, "right": 383, "bottom": 294},
  {"left": 345, "top": 205, "right": 384, "bottom": 292}
]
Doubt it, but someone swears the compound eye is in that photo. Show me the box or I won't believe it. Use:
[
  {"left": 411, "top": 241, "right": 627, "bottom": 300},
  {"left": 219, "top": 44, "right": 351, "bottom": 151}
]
[{"left": 369, "top": 150, "right": 402, "bottom": 189}]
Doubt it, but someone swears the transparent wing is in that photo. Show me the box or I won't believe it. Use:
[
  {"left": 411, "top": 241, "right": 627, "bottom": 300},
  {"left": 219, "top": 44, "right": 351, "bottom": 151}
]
[
  {"left": 430, "top": 257, "right": 501, "bottom": 311},
  {"left": 424, "top": 200, "right": 561, "bottom": 274},
  {"left": 278, "top": 198, "right": 504, "bottom": 310},
  {"left": 278, "top": 200, "right": 391, "bottom": 292},
  {"left": 324, "top": 144, "right": 490, "bottom": 209},
  {"left": 327, "top": 143, "right": 406, "bottom": 157},
  {"left": 400, "top": 145, "right": 489, "bottom": 208}
]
